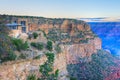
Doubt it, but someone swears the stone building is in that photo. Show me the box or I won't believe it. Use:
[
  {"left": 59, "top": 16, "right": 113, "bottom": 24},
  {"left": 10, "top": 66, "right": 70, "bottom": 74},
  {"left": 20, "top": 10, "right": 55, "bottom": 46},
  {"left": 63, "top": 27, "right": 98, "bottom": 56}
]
[{"left": 6, "top": 19, "right": 29, "bottom": 37}]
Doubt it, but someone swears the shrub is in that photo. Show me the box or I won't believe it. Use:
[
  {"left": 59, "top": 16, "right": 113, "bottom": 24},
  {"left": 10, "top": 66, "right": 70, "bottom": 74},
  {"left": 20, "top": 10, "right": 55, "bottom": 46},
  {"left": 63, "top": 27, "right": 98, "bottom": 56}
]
[
  {"left": 37, "top": 43, "right": 44, "bottom": 50},
  {"left": 27, "top": 74, "right": 36, "bottom": 80},
  {"left": 70, "top": 77, "right": 77, "bottom": 80},
  {"left": 0, "top": 33, "right": 17, "bottom": 62},
  {"left": 47, "top": 28, "right": 61, "bottom": 42},
  {"left": 12, "top": 38, "right": 29, "bottom": 51},
  {"left": 46, "top": 41, "right": 53, "bottom": 51},
  {"left": 76, "top": 32, "right": 84, "bottom": 38},
  {"left": 42, "top": 30, "right": 47, "bottom": 38},
  {"left": 38, "top": 52, "right": 59, "bottom": 80},
  {"left": 7, "top": 52, "right": 17, "bottom": 61},
  {"left": 33, "top": 55, "right": 41, "bottom": 59},
  {"left": 1, "top": 51, "right": 17, "bottom": 62},
  {"left": 19, "top": 53, "right": 26, "bottom": 59},
  {"left": 79, "top": 39, "right": 88, "bottom": 43},
  {"left": 31, "top": 42, "right": 44, "bottom": 50},
  {"left": 31, "top": 42, "right": 36, "bottom": 47},
  {"left": 55, "top": 45, "right": 61, "bottom": 53},
  {"left": 23, "top": 41, "right": 29, "bottom": 50},
  {"left": 0, "top": 18, "right": 17, "bottom": 62},
  {"left": 27, "top": 52, "right": 59, "bottom": 80},
  {"left": 33, "top": 32, "right": 38, "bottom": 39}
]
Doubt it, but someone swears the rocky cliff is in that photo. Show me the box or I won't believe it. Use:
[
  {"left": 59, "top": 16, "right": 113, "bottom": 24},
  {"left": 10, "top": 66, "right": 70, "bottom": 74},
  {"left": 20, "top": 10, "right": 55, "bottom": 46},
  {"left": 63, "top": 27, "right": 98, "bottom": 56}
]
[
  {"left": 61, "top": 37, "right": 101, "bottom": 64},
  {"left": 89, "top": 22, "right": 120, "bottom": 55},
  {"left": 2, "top": 15, "right": 119, "bottom": 80},
  {"left": 3, "top": 15, "right": 91, "bottom": 34},
  {"left": 0, "top": 37, "right": 101, "bottom": 80}
]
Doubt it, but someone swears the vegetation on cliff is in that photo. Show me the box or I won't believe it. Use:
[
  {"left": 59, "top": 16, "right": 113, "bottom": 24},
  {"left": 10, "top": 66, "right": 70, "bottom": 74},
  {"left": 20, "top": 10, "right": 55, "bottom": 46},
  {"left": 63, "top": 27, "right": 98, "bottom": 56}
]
[
  {"left": 67, "top": 50, "right": 118, "bottom": 80},
  {"left": 0, "top": 14, "right": 85, "bottom": 25},
  {"left": 27, "top": 52, "right": 59, "bottom": 80},
  {"left": 33, "top": 32, "right": 39, "bottom": 39},
  {"left": 46, "top": 41, "right": 53, "bottom": 51},
  {"left": 0, "top": 14, "right": 120, "bottom": 80},
  {"left": 0, "top": 18, "right": 17, "bottom": 62},
  {"left": 31, "top": 42, "right": 44, "bottom": 50},
  {"left": 12, "top": 38, "right": 29, "bottom": 51},
  {"left": 0, "top": 14, "right": 97, "bottom": 45}
]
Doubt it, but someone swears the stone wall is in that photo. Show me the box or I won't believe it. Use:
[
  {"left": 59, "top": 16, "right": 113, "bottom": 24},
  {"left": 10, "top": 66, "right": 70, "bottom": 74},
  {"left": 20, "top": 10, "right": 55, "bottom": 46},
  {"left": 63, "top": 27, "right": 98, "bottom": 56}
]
[{"left": 9, "top": 29, "right": 22, "bottom": 38}]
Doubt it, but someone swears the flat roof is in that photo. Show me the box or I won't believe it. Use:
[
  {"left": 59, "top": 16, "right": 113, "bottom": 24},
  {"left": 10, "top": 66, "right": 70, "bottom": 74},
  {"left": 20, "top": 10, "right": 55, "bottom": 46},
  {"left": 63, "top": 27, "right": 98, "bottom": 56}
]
[{"left": 6, "top": 23, "right": 21, "bottom": 26}]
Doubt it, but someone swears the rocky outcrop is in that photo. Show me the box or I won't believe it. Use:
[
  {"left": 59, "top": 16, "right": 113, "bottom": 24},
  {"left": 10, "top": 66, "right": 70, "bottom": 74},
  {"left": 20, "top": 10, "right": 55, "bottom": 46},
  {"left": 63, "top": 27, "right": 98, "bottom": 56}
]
[
  {"left": 61, "top": 38, "right": 101, "bottom": 64},
  {"left": 0, "top": 53, "right": 67, "bottom": 80},
  {"left": 0, "top": 56, "right": 47, "bottom": 80},
  {"left": 105, "top": 69, "right": 120, "bottom": 80},
  {"left": 4, "top": 15, "right": 91, "bottom": 34},
  {"left": 0, "top": 15, "right": 103, "bottom": 80},
  {"left": 0, "top": 37, "right": 101, "bottom": 80},
  {"left": 66, "top": 49, "right": 119, "bottom": 80}
]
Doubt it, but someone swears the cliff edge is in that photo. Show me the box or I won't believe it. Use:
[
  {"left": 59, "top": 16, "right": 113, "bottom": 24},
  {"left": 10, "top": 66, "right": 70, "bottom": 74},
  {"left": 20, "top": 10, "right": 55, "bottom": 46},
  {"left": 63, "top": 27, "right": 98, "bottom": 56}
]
[{"left": 1, "top": 15, "right": 117, "bottom": 80}]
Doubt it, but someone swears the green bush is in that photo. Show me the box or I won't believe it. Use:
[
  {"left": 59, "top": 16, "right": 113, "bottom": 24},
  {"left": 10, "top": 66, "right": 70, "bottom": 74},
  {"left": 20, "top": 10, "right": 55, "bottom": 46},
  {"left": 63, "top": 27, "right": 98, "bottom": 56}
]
[
  {"left": 33, "top": 32, "right": 38, "bottom": 39},
  {"left": 19, "top": 53, "right": 26, "bottom": 59},
  {"left": 0, "top": 20, "right": 17, "bottom": 62},
  {"left": 31, "top": 42, "right": 44, "bottom": 50},
  {"left": 7, "top": 52, "right": 17, "bottom": 61},
  {"left": 1, "top": 51, "right": 17, "bottom": 62},
  {"left": 12, "top": 39, "right": 29, "bottom": 51},
  {"left": 70, "top": 77, "right": 77, "bottom": 80},
  {"left": 33, "top": 55, "right": 41, "bottom": 59},
  {"left": 79, "top": 39, "right": 88, "bottom": 43},
  {"left": 23, "top": 41, "right": 29, "bottom": 50},
  {"left": 0, "top": 52, "right": 16, "bottom": 63},
  {"left": 28, "top": 52, "right": 59, "bottom": 80},
  {"left": 38, "top": 52, "right": 59, "bottom": 80},
  {"left": 37, "top": 43, "right": 44, "bottom": 50},
  {"left": 0, "top": 33, "right": 17, "bottom": 62},
  {"left": 31, "top": 42, "right": 36, "bottom": 47},
  {"left": 46, "top": 41, "right": 53, "bottom": 51},
  {"left": 55, "top": 45, "right": 61, "bottom": 53},
  {"left": 41, "top": 30, "right": 47, "bottom": 38},
  {"left": 27, "top": 74, "right": 36, "bottom": 80},
  {"left": 47, "top": 28, "right": 61, "bottom": 42}
]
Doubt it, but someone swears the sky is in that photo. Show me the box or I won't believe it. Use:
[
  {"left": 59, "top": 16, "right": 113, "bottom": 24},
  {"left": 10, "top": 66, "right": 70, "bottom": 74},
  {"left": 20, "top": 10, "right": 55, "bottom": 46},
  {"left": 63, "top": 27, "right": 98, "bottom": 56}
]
[{"left": 0, "top": 0, "right": 120, "bottom": 18}]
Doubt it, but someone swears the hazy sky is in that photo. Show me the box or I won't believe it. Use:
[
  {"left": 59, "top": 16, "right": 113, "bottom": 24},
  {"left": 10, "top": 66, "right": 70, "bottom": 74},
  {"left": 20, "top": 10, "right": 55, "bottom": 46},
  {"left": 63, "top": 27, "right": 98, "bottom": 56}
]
[{"left": 0, "top": 0, "right": 120, "bottom": 18}]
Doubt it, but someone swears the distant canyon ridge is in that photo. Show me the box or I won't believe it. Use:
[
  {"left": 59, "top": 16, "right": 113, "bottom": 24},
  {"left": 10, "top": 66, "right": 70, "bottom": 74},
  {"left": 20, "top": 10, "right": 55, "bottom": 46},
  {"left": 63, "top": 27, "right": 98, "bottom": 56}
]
[{"left": 88, "top": 22, "right": 120, "bottom": 55}]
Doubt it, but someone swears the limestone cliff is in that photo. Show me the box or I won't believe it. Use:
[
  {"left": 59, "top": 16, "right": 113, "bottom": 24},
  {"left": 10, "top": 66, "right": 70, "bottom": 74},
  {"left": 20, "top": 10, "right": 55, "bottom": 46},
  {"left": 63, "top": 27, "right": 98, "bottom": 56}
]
[
  {"left": 60, "top": 37, "right": 101, "bottom": 64},
  {"left": 0, "top": 15, "right": 103, "bottom": 80},
  {"left": 0, "top": 37, "right": 101, "bottom": 80}
]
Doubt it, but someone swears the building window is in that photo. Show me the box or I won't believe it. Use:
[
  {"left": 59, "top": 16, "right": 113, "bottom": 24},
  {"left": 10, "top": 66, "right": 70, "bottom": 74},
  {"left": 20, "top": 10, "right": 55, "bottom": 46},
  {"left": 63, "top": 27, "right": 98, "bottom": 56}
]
[
  {"left": 14, "top": 21, "right": 17, "bottom": 23},
  {"left": 13, "top": 26, "right": 17, "bottom": 29},
  {"left": 22, "top": 27, "right": 26, "bottom": 33},
  {"left": 21, "top": 21, "right": 26, "bottom": 26}
]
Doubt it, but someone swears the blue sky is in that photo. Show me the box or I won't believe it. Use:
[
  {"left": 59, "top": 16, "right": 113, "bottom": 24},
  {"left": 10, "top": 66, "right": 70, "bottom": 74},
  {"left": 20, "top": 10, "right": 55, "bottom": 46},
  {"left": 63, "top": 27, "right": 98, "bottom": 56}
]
[{"left": 0, "top": 0, "right": 120, "bottom": 18}]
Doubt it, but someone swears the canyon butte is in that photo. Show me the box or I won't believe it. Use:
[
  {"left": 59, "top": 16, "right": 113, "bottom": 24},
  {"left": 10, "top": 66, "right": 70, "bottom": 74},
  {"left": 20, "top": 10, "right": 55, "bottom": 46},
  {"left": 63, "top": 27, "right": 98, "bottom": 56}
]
[{"left": 0, "top": 15, "right": 120, "bottom": 80}]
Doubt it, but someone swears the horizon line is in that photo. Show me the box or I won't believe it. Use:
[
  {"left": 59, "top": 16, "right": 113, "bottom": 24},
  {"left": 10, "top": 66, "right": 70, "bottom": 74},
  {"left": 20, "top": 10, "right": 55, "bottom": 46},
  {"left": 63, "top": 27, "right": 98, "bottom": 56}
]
[{"left": 1, "top": 13, "right": 119, "bottom": 19}]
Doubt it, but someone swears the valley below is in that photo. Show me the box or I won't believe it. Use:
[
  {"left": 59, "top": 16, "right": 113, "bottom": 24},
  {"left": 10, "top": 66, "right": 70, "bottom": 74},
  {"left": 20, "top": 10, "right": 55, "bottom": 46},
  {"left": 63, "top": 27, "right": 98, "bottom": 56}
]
[{"left": 88, "top": 22, "right": 120, "bottom": 56}]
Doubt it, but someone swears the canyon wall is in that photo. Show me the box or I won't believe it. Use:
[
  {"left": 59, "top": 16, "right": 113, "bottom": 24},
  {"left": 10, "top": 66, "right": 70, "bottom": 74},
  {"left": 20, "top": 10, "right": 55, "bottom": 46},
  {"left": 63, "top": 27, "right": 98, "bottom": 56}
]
[
  {"left": 89, "top": 22, "right": 120, "bottom": 55},
  {"left": 0, "top": 15, "right": 120, "bottom": 80},
  {"left": 0, "top": 15, "right": 104, "bottom": 80},
  {"left": 0, "top": 37, "right": 101, "bottom": 80}
]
